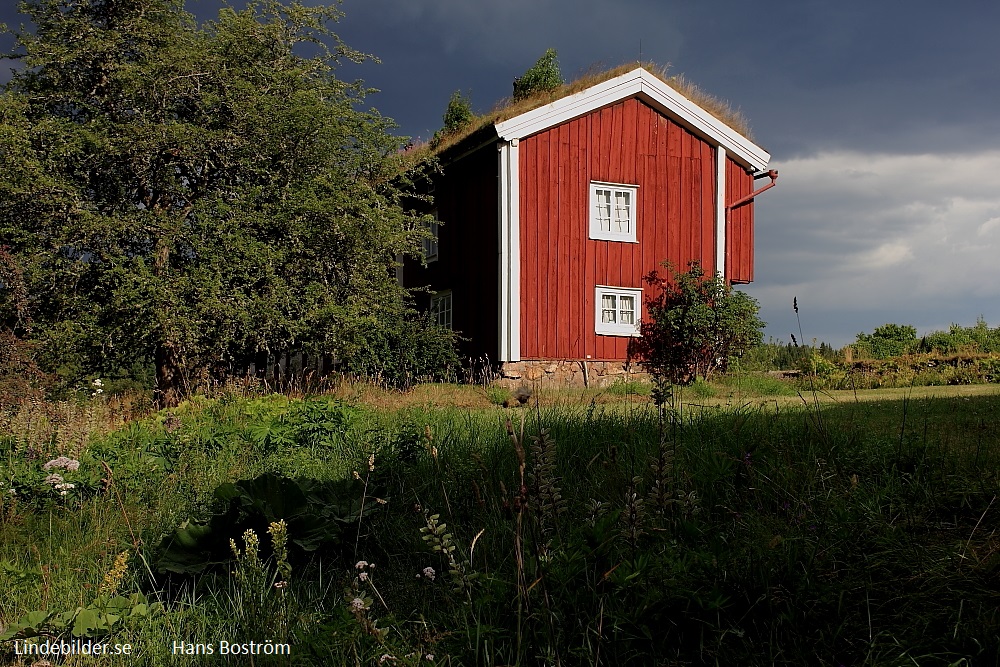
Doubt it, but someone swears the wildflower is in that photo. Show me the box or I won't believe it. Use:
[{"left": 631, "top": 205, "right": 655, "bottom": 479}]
[
  {"left": 43, "top": 456, "right": 80, "bottom": 471},
  {"left": 43, "top": 473, "right": 64, "bottom": 485},
  {"left": 355, "top": 560, "right": 368, "bottom": 570},
  {"left": 368, "top": 453, "right": 375, "bottom": 472},
  {"left": 92, "top": 378, "right": 104, "bottom": 396},
  {"left": 351, "top": 597, "right": 366, "bottom": 611},
  {"left": 425, "top": 655, "right": 435, "bottom": 661},
  {"left": 421, "top": 566, "right": 436, "bottom": 581},
  {"left": 379, "top": 655, "right": 396, "bottom": 664},
  {"left": 358, "top": 571, "right": 369, "bottom": 582},
  {"left": 100, "top": 551, "right": 130, "bottom": 595},
  {"left": 274, "top": 581, "right": 288, "bottom": 589}
]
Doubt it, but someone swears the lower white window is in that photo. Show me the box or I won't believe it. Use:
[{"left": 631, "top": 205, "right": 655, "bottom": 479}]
[
  {"left": 430, "top": 290, "right": 452, "bottom": 329},
  {"left": 595, "top": 286, "right": 641, "bottom": 336}
]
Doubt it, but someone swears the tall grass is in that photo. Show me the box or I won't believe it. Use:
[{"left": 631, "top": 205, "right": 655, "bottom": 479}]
[{"left": 2, "top": 385, "right": 1000, "bottom": 665}]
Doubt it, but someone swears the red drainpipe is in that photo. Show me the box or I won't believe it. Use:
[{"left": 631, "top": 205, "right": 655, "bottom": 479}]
[{"left": 726, "top": 169, "right": 778, "bottom": 212}]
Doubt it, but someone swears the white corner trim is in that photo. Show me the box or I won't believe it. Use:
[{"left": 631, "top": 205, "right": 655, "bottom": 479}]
[
  {"left": 494, "top": 68, "right": 770, "bottom": 172},
  {"left": 716, "top": 146, "right": 727, "bottom": 278},
  {"left": 497, "top": 140, "right": 521, "bottom": 362}
]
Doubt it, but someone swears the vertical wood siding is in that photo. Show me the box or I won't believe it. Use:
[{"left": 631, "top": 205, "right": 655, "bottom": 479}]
[
  {"left": 725, "top": 156, "right": 755, "bottom": 283},
  {"left": 519, "top": 99, "right": 718, "bottom": 361},
  {"left": 402, "top": 144, "right": 499, "bottom": 361}
]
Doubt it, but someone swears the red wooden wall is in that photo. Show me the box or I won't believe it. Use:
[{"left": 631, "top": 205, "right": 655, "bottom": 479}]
[
  {"left": 518, "top": 98, "right": 719, "bottom": 361},
  {"left": 726, "top": 156, "right": 755, "bottom": 284}
]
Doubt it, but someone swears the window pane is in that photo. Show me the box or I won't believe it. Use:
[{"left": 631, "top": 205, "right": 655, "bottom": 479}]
[
  {"left": 613, "top": 190, "right": 631, "bottom": 233},
  {"left": 431, "top": 293, "right": 452, "bottom": 329},
  {"left": 595, "top": 189, "right": 612, "bottom": 231},
  {"left": 423, "top": 218, "right": 440, "bottom": 259},
  {"left": 601, "top": 293, "right": 616, "bottom": 323},
  {"left": 618, "top": 295, "right": 635, "bottom": 324}
]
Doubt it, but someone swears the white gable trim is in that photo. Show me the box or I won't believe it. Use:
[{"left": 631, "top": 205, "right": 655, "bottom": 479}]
[
  {"left": 497, "top": 139, "right": 521, "bottom": 362},
  {"left": 495, "top": 68, "right": 770, "bottom": 172}
]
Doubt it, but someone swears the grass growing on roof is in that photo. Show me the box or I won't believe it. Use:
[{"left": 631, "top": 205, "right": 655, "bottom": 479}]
[{"left": 407, "top": 61, "right": 754, "bottom": 164}]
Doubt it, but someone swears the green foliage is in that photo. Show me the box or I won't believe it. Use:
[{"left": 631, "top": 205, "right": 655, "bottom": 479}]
[
  {"left": 738, "top": 337, "right": 839, "bottom": 371},
  {"left": 484, "top": 384, "right": 511, "bottom": 406},
  {"left": 919, "top": 317, "right": 1000, "bottom": 355},
  {"left": 8, "top": 389, "right": 1000, "bottom": 664},
  {"left": 604, "top": 379, "right": 652, "bottom": 396},
  {"left": 687, "top": 377, "right": 716, "bottom": 398},
  {"left": 854, "top": 322, "right": 918, "bottom": 358},
  {"left": 0, "top": 0, "right": 433, "bottom": 404},
  {"left": 717, "top": 372, "right": 798, "bottom": 396},
  {"left": 1, "top": 593, "right": 162, "bottom": 641},
  {"left": 441, "top": 90, "right": 474, "bottom": 134},
  {"left": 512, "top": 48, "right": 563, "bottom": 101},
  {"left": 155, "top": 473, "right": 377, "bottom": 575},
  {"left": 630, "top": 261, "right": 765, "bottom": 389},
  {"left": 338, "top": 312, "right": 461, "bottom": 388}
]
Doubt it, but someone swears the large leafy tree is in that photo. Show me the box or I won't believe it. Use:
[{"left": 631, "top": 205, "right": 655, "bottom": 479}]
[{"left": 0, "top": 0, "right": 431, "bottom": 404}]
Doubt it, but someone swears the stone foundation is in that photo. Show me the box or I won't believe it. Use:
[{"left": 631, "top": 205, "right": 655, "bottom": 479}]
[{"left": 497, "top": 359, "right": 650, "bottom": 388}]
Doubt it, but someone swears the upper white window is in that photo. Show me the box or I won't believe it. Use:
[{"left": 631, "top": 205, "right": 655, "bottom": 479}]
[
  {"left": 589, "top": 182, "right": 638, "bottom": 242},
  {"left": 423, "top": 211, "right": 440, "bottom": 262},
  {"left": 595, "top": 286, "right": 641, "bottom": 336},
  {"left": 430, "top": 290, "right": 452, "bottom": 329}
]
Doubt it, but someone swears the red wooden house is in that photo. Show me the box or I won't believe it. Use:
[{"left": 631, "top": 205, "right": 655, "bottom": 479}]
[{"left": 403, "top": 66, "right": 774, "bottom": 383}]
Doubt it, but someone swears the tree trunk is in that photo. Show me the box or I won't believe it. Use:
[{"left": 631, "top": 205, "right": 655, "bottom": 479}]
[{"left": 155, "top": 343, "right": 184, "bottom": 408}]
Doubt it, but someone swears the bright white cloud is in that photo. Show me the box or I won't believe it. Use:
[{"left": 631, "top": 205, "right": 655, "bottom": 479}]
[{"left": 748, "top": 149, "right": 1000, "bottom": 345}]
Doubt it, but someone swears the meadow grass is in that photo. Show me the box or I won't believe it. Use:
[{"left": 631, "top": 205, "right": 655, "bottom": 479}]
[{"left": 2, "top": 382, "right": 999, "bottom": 665}]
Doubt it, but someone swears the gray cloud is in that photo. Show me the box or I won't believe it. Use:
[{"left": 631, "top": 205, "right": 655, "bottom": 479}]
[{"left": 748, "top": 150, "right": 1000, "bottom": 346}]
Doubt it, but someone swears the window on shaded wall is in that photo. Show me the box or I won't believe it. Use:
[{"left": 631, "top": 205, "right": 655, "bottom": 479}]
[
  {"left": 422, "top": 210, "right": 440, "bottom": 262},
  {"left": 595, "top": 286, "right": 641, "bottom": 336},
  {"left": 430, "top": 290, "right": 452, "bottom": 329},
  {"left": 589, "top": 182, "right": 638, "bottom": 242}
]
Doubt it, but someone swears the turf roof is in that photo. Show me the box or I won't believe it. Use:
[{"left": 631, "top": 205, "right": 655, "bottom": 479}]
[{"left": 408, "top": 62, "right": 754, "bottom": 163}]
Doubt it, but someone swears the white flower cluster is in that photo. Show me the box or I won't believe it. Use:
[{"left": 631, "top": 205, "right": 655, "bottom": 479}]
[
  {"left": 43, "top": 473, "right": 76, "bottom": 496},
  {"left": 43, "top": 456, "right": 80, "bottom": 471},
  {"left": 92, "top": 378, "right": 104, "bottom": 396},
  {"left": 418, "top": 566, "right": 436, "bottom": 581}
]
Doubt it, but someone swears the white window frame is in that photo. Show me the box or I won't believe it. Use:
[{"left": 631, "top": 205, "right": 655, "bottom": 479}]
[
  {"left": 422, "top": 211, "right": 440, "bottom": 263},
  {"left": 589, "top": 182, "right": 638, "bottom": 242},
  {"left": 430, "top": 290, "right": 452, "bottom": 329},
  {"left": 595, "top": 286, "right": 641, "bottom": 337}
]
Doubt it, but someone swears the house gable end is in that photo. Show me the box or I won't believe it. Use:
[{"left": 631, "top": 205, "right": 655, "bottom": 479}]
[{"left": 494, "top": 67, "right": 769, "bottom": 173}]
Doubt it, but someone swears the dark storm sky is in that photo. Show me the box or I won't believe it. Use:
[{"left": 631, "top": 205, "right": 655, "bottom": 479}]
[{"left": 5, "top": 0, "right": 1000, "bottom": 346}]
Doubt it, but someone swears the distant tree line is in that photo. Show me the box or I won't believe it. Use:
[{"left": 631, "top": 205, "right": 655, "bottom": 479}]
[{"left": 853, "top": 318, "right": 1000, "bottom": 359}]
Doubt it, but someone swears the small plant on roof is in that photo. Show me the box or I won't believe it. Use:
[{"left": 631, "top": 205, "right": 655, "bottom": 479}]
[
  {"left": 442, "top": 90, "right": 474, "bottom": 134},
  {"left": 512, "top": 48, "right": 563, "bottom": 101}
]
